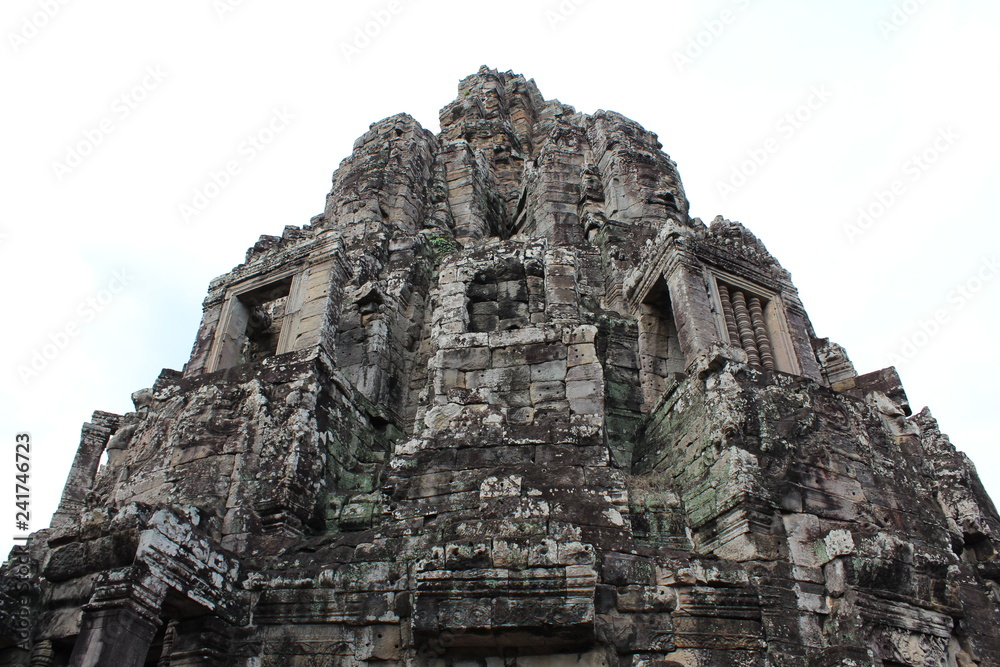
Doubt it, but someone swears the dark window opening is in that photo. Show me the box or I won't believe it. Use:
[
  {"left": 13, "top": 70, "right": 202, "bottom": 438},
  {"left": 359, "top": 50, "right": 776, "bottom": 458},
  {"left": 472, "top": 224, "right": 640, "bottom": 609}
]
[
  {"left": 143, "top": 623, "right": 167, "bottom": 665},
  {"left": 215, "top": 276, "right": 293, "bottom": 371},
  {"left": 485, "top": 190, "right": 514, "bottom": 240},
  {"left": 241, "top": 297, "right": 285, "bottom": 364},
  {"left": 638, "top": 278, "right": 684, "bottom": 410}
]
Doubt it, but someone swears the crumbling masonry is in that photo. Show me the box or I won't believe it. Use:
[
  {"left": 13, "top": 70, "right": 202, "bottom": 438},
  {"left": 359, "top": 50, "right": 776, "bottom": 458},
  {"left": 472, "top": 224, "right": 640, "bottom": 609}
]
[{"left": 3, "top": 67, "right": 999, "bottom": 666}]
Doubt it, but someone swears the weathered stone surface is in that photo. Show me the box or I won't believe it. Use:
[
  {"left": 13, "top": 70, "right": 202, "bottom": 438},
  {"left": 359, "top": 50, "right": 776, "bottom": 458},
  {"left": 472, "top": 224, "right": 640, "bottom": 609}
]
[{"left": 2, "top": 67, "right": 999, "bottom": 666}]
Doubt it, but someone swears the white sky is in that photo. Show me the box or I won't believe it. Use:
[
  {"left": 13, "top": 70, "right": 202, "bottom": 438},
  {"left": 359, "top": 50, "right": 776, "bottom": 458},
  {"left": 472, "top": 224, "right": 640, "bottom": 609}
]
[{"left": 3, "top": 0, "right": 999, "bottom": 556}]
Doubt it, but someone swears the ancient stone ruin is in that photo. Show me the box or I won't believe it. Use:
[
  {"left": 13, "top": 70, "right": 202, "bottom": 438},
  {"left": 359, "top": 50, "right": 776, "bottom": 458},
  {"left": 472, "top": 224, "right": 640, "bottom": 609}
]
[{"left": 3, "top": 67, "right": 999, "bottom": 666}]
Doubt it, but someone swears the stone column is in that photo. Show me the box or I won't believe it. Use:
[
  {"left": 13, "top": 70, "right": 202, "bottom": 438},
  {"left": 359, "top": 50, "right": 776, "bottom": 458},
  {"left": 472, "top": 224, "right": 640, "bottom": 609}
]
[
  {"left": 662, "top": 254, "right": 725, "bottom": 366},
  {"left": 28, "top": 640, "right": 56, "bottom": 666},
  {"left": 70, "top": 566, "right": 166, "bottom": 667},
  {"left": 50, "top": 412, "right": 121, "bottom": 531}
]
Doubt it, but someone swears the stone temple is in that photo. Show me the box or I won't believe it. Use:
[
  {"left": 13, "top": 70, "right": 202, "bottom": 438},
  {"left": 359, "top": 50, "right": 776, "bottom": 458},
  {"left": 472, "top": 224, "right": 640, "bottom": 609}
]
[{"left": 3, "top": 67, "right": 999, "bottom": 666}]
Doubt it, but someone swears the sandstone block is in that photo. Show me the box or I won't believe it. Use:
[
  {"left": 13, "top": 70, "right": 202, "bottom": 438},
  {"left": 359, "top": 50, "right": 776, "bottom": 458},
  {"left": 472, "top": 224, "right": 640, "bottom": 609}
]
[
  {"left": 530, "top": 359, "right": 567, "bottom": 382},
  {"left": 530, "top": 381, "right": 565, "bottom": 404},
  {"left": 567, "top": 343, "right": 598, "bottom": 367}
]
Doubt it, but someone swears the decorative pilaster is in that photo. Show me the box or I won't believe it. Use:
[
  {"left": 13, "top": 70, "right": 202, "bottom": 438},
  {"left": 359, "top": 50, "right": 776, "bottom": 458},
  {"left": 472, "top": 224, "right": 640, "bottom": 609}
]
[
  {"left": 748, "top": 295, "right": 775, "bottom": 371},
  {"left": 28, "top": 640, "right": 56, "bottom": 666},
  {"left": 718, "top": 284, "right": 740, "bottom": 347},
  {"left": 70, "top": 566, "right": 166, "bottom": 667},
  {"left": 731, "top": 289, "right": 762, "bottom": 370}
]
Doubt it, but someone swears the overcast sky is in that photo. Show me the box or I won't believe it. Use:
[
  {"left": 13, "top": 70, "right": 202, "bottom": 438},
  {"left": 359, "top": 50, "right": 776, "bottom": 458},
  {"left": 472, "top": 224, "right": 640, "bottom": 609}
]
[{"left": 3, "top": 0, "right": 999, "bottom": 555}]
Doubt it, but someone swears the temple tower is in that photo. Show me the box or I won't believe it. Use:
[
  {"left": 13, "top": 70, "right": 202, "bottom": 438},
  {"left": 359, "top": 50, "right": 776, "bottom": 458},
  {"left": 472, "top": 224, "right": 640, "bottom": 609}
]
[{"left": 2, "top": 67, "right": 998, "bottom": 667}]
